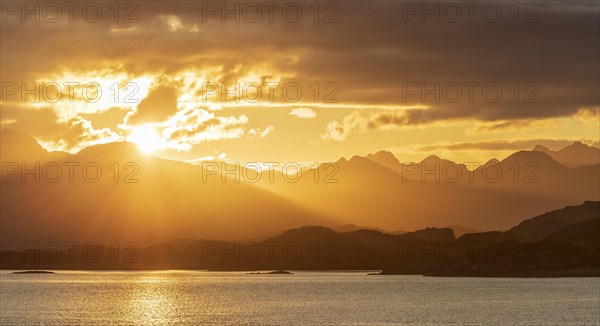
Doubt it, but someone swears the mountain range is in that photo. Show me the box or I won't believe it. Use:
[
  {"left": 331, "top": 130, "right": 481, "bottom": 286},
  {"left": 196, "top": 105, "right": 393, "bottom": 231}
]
[
  {"left": 1, "top": 129, "right": 599, "bottom": 245},
  {"left": 532, "top": 142, "right": 599, "bottom": 167},
  {"left": 2, "top": 201, "right": 598, "bottom": 276}
]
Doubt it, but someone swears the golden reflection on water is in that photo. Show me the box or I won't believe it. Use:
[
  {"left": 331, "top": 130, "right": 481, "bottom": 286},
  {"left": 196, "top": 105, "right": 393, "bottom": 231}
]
[
  {"left": 1, "top": 271, "right": 599, "bottom": 325},
  {"left": 127, "top": 274, "right": 176, "bottom": 324}
]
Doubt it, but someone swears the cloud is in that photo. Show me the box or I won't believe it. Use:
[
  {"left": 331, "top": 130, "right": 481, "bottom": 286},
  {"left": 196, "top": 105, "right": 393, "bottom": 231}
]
[
  {"left": 415, "top": 139, "right": 599, "bottom": 152},
  {"left": 574, "top": 107, "right": 600, "bottom": 122},
  {"left": 0, "top": 119, "right": 17, "bottom": 126},
  {"left": 248, "top": 125, "right": 275, "bottom": 139},
  {"left": 1, "top": 1, "right": 598, "bottom": 153},
  {"left": 322, "top": 112, "right": 367, "bottom": 141},
  {"left": 126, "top": 85, "right": 179, "bottom": 125},
  {"left": 161, "top": 108, "right": 249, "bottom": 151},
  {"left": 290, "top": 107, "right": 317, "bottom": 119},
  {"left": 158, "top": 15, "right": 184, "bottom": 32},
  {"left": 329, "top": 109, "right": 564, "bottom": 137},
  {"left": 260, "top": 125, "right": 274, "bottom": 138},
  {"left": 39, "top": 117, "right": 123, "bottom": 153},
  {"left": 3, "top": 1, "right": 597, "bottom": 124},
  {"left": 0, "top": 105, "right": 66, "bottom": 139},
  {"left": 367, "top": 111, "right": 412, "bottom": 129},
  {"left": 469, "top": 120, "right": 549, "bottom": 133},
  {"left": 323, "top": 110, "right": 425, "bottom": 140}
]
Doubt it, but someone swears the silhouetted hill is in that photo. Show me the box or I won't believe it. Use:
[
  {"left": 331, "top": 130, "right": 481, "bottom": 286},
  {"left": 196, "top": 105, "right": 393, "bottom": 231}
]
[
  {"left": 457, "top": 231, "right": 512, "bottom": 244},
  {"left": 2, "top": 202, "right": 598, "bottom": 275},
  {"left": 75, "top": 141, "right": 147, "bottom": 162},
  {"left": 0, "top": 129, "right": 69, "bottom": 162},
  {"left": 429, "top": 202, "right": 600, "bottom": 276},
  {"left": 533, "top": 145, "right": 550, "bottom": 152},
  {"left": 258, "top": 146, "right": 599, "bottom": 233},
  {"left": 429, "top": 217, "right": 600, "bottom": 277},
  {"left": 428, "top": 237, "right": 600, "bottom": 277},
  {"left": 2, "top": 131, "right": 599, "bottom": 248},
  {"left": 507, "top": 201, "right": 599, "bottom": 241},
  {"left": 0, "top": 138, "right": 332, "bottom": 244},
  {"left": 549, "top": 218, "right": 600, "bottom": 250},
  {"left": 334, "top": 224, "right": 403, "bottom": 234},
  {"left": 456, "top": 201, "right": 600, "bottom": 244},
  {"left": 532, "top": 142, "right": 600, "bottom": 167},
  {"left": 365, "top": 150, "right": 402, "bottom": 173},
  {"left": 403, "top": 227, "right": 455, "bottom": 241},
  {"left": 446, "top": 225, "right": 481, "bottom": 237},
  {"left": 499, "top": 150, "right": 565, "bottom": 171}
]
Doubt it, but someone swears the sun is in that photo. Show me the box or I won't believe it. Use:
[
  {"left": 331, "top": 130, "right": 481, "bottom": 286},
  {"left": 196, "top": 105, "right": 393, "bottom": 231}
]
[{"left": 128, "top": 125, "right": 163, "bottom": 153}]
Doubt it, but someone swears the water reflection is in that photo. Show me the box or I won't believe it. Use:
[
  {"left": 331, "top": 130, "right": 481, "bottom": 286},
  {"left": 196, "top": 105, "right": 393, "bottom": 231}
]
[
  {"left": 128, "top": 274, "right": 176, "bottom": 325},
  {"left": 1, "top": 271, "right": 598, "bottom": 325}
]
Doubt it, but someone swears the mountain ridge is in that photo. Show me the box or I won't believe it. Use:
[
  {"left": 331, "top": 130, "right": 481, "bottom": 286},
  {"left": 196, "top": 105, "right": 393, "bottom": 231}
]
[
  {"left": 2, "top": 201, "right": 598, "bottom": 276},
  {"left": 2, "top": 130, "right": 599, "bottom": 242}
]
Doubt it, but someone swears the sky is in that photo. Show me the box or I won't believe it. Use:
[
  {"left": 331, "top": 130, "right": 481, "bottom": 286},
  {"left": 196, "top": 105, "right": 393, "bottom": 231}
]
[{"left": 1, "top": 0, "right": 598, "bottom": 164}]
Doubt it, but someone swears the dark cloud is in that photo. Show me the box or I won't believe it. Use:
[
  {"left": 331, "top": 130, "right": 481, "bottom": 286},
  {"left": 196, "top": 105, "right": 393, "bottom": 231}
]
[
  {"left": 417, "top": 139, "right": 599, "bottom": 152},
  {"left": 1, "top": 0, "right": 598, "bottom": 139}
]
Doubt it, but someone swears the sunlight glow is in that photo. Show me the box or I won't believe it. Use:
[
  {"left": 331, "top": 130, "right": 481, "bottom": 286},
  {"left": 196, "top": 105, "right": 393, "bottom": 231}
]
[{"left": 128, "top": 125, "right": 163, "bottom": 153}]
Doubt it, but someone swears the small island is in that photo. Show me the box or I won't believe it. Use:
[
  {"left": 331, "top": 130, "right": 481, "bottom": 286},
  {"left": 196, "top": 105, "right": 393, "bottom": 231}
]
[
  {"left": 12, "top": 271, "right": 56, "bottom": 274},
  {"left": 246, "top": 270, "right": 293, "bottom": 275}
]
